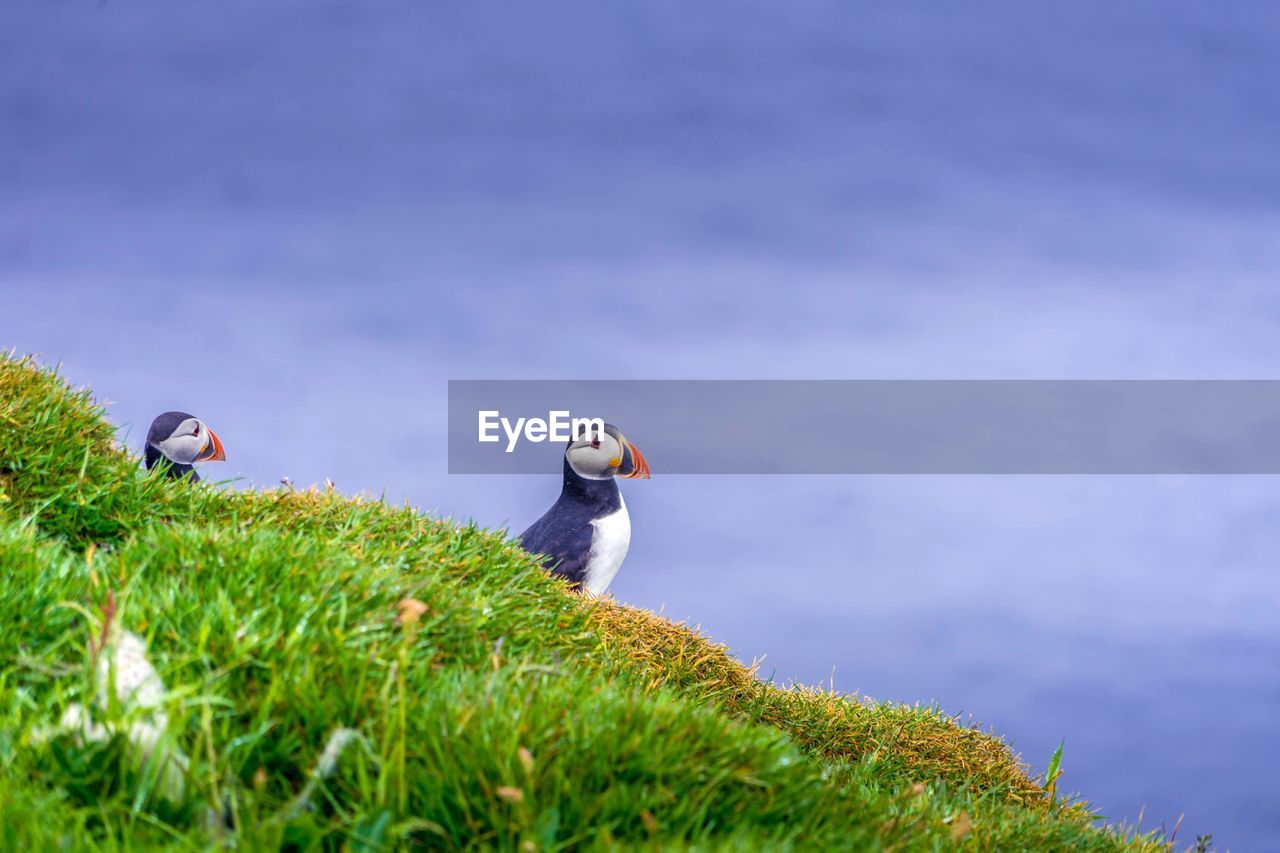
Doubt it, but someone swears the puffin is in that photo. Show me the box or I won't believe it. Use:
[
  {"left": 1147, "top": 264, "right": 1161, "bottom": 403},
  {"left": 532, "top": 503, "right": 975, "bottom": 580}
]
[
  {"left": 519, "top": 422, "right": 650, "bottom": 596},
  {"left": 144, "top": 411, "right": 226, "bottom": 482}
]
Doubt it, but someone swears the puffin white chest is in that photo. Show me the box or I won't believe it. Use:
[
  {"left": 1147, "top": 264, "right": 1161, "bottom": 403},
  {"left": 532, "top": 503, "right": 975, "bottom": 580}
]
[{"left": 584, "top": 496, "right": 631, "bottom": 596}]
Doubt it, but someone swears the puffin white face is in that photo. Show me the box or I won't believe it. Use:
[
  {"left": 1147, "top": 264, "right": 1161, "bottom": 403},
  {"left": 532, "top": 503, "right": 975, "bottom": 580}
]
[
  {"left": 565, "top": 424, "right": 650, "bottom": 481},
  {"left": 154, "top": 417, "right": 225, "bottom": 465}
]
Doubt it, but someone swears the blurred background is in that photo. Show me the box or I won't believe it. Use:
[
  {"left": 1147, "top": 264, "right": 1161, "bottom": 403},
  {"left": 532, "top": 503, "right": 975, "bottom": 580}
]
[{"left": 4, "top": 1, "right": 1279, "bottom": 846}]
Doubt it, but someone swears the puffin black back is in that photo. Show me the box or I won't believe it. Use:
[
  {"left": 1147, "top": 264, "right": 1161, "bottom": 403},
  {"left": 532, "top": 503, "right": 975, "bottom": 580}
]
[{"left": 520, "top": 458, "right": 624, "bottom": 588}]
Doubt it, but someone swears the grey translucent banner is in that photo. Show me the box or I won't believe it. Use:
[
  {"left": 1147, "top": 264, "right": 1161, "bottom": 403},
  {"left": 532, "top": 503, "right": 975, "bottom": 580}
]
[{"left": 447, "top": 380, "right": 1280, "bottom": 474}]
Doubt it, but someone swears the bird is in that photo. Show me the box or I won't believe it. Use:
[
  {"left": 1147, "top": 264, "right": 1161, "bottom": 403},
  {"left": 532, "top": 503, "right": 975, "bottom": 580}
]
[
  {"left": 519, "top": 422, "right": 650, "bottom": 596},
  {"left": 144, "top": 411, "right": 226, "bottom": 482}
]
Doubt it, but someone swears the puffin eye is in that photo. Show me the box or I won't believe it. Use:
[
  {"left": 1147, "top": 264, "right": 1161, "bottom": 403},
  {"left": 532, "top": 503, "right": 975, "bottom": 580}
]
[
  {"left": 590, "top": 437, "right": 601, "bottom": 449},
  {"left": 192, "top": 423, "right": 200, "bottom": 437}
]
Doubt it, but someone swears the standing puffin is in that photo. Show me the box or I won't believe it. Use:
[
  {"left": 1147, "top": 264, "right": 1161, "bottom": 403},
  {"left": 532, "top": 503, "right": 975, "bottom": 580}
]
[
  {"left": 519, "top": 423, "right": 650, "bottom": 596},
  {"left": 144, "top": 411, "right": 226, "bottom": 482}
]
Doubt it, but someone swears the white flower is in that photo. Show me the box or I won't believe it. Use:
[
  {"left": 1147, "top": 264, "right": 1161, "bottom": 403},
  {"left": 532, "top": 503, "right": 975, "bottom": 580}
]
[{"left": 37, "top": 626, "right": 188, "bottom": 804}]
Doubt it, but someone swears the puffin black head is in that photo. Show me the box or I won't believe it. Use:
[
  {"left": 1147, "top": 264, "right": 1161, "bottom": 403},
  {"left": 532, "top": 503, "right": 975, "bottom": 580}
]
[
  {"left": 145, "top": 411, "right": 226, "bottom": 481},
  {"left": 565, "top": 422, "right": 650, "bottom": 481}
]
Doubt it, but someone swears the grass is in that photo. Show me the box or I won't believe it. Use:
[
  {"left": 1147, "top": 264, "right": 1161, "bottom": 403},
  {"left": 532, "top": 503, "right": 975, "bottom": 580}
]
[{"left": 0, "top": 351, "right": 1169, "bottom": 850}]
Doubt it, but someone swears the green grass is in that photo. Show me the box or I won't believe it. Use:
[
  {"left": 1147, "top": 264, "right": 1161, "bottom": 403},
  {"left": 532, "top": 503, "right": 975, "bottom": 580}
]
[{"left": 0, "top": 352, "right": 1168, "bottom": 850}]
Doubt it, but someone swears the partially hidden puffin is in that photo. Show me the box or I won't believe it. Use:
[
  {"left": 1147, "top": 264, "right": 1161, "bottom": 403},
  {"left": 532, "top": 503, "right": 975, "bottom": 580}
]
[
  {"left": 519, "top": 423, "right": 650, "bottom": 596},
  {"left": 144, "top": 411, "right": 226, "bottom": 482}
]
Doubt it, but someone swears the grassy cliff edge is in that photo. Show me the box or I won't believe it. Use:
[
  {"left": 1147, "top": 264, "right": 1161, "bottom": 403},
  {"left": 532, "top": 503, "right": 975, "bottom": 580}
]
[{"left": 0, "top": 353, "right": 1162, "bottom": 850}]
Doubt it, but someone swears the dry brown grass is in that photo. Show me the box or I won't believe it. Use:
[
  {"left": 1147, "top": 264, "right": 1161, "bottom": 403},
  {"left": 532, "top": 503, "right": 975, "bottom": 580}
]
[{"left": 585, "top": 597, "right": 1054, "bottom": 808}]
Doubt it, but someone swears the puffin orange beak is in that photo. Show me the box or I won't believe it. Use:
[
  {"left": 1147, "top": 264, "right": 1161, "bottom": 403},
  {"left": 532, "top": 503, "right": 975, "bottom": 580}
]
[
  {"left": 196, "top": 427, "right": 226, "bottom": 462},
  {"left": 618, "top": 437, "right": 650, "bottom": 479}
]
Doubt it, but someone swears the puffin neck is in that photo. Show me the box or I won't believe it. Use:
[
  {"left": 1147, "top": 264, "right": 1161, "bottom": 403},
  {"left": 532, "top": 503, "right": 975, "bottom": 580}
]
[
  {"left": 561, "top": 457, "right": 621, "bottom": 510},
  {"left": 145, "top": 444, "right": 201, "bottom": 482}
]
